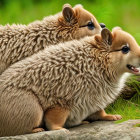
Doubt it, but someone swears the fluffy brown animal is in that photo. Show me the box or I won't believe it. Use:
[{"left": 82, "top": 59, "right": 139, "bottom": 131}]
[
  {"left": 0, "top": 4, "right": 102, "bottom": 74},
  {"left": 0, "top": 27, "right": 140, "bottom": 136}
]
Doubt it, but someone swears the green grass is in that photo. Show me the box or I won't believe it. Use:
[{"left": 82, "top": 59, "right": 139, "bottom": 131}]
[
  {"left": 106, "top": 97, "right": 140, "bottom": 123},
  {"left": 106, "top": 75, "right": 140, "bottom": 123},
  {"left": 0, "top": 0, "right": 140, "bottom": 122},
  {"left": 134, "top": 123, "right": 140, "bottom": 127}
]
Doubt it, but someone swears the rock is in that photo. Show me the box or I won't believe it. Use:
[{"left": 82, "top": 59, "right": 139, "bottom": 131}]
[
  {"left": 0, "top": 120, "right": 140, "bottom": 140},
  {"left": 69, "top": 120, "right": 140, "bottom": 140}
]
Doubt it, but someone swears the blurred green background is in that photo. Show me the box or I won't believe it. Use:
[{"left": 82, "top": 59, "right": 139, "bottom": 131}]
[
  {"left": 0, "top": 0, "right": 140, "bottom": 122},
  {"left": 0, "top": 0, "right": 140, "bottom": 43}
]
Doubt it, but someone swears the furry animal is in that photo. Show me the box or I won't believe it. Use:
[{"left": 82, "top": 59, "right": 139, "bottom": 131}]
[
  {"left": 0, "top": 4, "right": 102, "bottom": 74},
  {"left": 0, "top": 27, "right": 140, "bottom": 136}
]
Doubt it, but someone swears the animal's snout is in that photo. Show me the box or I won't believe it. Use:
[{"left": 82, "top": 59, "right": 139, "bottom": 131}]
[{"left": 100, "top": 23, "right": 106, "bottom": 28}]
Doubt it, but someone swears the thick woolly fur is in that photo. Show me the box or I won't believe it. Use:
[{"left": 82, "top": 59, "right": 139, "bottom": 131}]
[
  {"left": 0, "top": 27, "right": 140, "bottom": 136},
  {"left": 0, "top": 4, "right": 101, "bottom": 74}
]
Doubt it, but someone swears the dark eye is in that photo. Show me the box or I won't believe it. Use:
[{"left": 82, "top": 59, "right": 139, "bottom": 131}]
[
  {"left": 100, "top": 23, "right": 106, "bottom": 28},
  {"left": 87, "top": 21, "right": 94, "bottom": 30},
  {"left": 121, "top": 45, "right": 130, "bottom": 54}
]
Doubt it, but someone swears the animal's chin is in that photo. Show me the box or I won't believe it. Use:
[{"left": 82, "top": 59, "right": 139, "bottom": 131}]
[{"left": 126, "top": 64, "right": 140, "bottom": 74}]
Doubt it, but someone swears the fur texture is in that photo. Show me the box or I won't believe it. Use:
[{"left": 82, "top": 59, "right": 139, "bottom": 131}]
[
  {"left": 0, "top": 27, "right": 140, "bottom": 136},
  {"left": 0, "top": 4, "right": 101, "bottom": 74}
]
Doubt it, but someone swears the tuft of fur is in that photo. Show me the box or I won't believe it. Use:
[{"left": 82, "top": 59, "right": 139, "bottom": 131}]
[
  {"left": 0, "top": 4, "right": 101, "bottom": 74},
  {"left": 0, "top": 28, "right": 140, "bottom": 136}
]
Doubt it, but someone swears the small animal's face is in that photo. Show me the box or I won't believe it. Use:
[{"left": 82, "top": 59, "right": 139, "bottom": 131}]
[
  {"left": 98, "top": 28, "right": 140, "bottom": 75},
  {"left": 58, "top": 4, "right": 103, "bottom": 39}
]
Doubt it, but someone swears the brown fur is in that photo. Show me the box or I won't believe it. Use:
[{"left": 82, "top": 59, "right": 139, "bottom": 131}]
[
  {"left": 0, "top": 4, "right": 101, "bottom": 74},
  {"left": 44, "top": 106, "right": 69, "bottom": 130},
  {"left": 86, "top": 109, "right": 122, "bottom": 121},
  {"left": 0, "top": 27, "right": 140, "bottom": 136}
]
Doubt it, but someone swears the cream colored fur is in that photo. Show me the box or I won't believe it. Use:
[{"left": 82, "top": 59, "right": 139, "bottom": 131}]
[
  {"left": 0, "top": 4, "right": 101, "bottom": 74},
  {"left": 0, "top": 27, "right": 140, "bottom": 136}
]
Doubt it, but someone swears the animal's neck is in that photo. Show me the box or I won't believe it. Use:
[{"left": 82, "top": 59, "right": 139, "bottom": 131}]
[
  {"left": 101, "top": 70, "right": 130, "bottom": 100},
  {"left": 89, "top": 48, "right": 130, "bottom": 97},
  {"left": 113, "top": 72, "right": 130, "bottom": 91},
  {"left": 27, "top": 16, "right": 72, "bottom": 46}
]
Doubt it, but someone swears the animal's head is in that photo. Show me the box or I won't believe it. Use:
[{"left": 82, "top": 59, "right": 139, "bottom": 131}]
[
  {"left": 58, "top": 4, "right": 104, "bottom": 40},
  {"left": 95, "top": 27, "right": 140, "bottom": 75}
]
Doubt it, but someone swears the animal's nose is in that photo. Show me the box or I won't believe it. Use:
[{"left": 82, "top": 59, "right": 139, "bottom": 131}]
[{"left": 100, "top": 23, "right": 106, "bottom": 28}]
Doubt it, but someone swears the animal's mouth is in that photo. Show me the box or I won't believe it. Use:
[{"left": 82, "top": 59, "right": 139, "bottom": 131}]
[{"left": 126, "top": 64, "right": 140, "bottom": 74}]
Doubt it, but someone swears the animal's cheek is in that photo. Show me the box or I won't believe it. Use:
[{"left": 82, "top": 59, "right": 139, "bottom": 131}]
[
  {"left": 124, "top": 53, "right": 134, "bottom": 62},
  {"left": 128, "top": 53, "right": 140, "bottom": 65},
  {"left": 109, "top": 52, "right": 123, "bottom": 63},
  {"left": 73, "top": 27, "right": 101, "bottom": 39}
]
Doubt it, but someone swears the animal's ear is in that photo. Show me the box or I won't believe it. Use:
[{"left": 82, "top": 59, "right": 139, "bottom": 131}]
[
  {"left": 62, "top": 4, "right": 75, "bottom": 23},
  {"left": 73, "top": 4, "right": 83, "bottom": 9},
  {"left": 112, "top": 26, "right": 122, "bottom": 32},
  {"left": 101, "top": 28, "right": 113, "bottom": 45}
]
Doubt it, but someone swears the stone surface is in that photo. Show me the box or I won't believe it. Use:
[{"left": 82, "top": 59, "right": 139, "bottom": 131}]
[{"left": 0, "top": 120, "right": 140, "bottom": 140}]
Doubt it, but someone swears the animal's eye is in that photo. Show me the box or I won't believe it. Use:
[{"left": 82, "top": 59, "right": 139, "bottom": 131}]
[
  {"left": 121, "top": 45, "right": 130, "bottom": 54},
  {"left": 87, "top": 21, "right": 94, "bottom": 30}
]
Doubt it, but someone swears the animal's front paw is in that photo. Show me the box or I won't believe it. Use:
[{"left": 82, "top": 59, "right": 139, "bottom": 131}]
[
  {"left": 103, "top": 114, "right": 122, "bottom": 121},
  {"left": 51, "top": 126, "right": 70, "bottom": 133},
  {"left": 81, "top": 121, "right": 90, "bottom": 125},
  {"left": 32, "top": 128, "right": 45, "bottom": 133},
  {"left": 59, "top": 128, "right": 70, "bottom": 134}
]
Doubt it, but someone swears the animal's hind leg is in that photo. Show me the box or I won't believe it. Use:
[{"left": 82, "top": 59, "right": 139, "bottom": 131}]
[
  {"left": 86, "top": 109, "right": 122, "bottom": 121},
  {"left": 44, "top": 106, "right": 70, "bottom": 130},
  {"left": 0, "top": 89, "right": 44, "bottom": 136}
]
